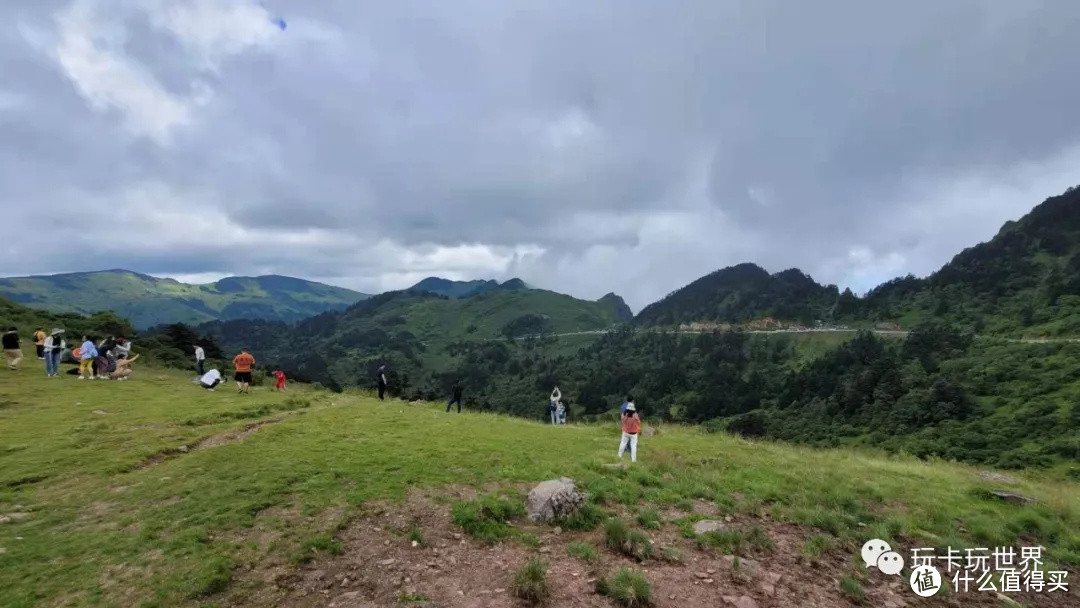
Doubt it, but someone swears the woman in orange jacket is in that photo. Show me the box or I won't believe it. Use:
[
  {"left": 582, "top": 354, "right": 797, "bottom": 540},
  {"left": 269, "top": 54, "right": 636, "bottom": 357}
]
[{"left": 618, "top": 402, "right": 641, "bottom": 463}]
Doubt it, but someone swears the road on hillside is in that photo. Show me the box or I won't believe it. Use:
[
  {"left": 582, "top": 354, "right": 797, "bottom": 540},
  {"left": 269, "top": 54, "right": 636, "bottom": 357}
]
[{"left": 502, "top": 328, "right": 1080, "bottom": 343}]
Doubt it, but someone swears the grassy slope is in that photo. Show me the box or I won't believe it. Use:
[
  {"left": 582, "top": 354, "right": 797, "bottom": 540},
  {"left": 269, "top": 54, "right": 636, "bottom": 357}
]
[
  {"left": 0, "top": 271, "right": 365, "bottom": 329},
  {"left": 1, "top": 367, "right": 1078, "bottom": 607}
]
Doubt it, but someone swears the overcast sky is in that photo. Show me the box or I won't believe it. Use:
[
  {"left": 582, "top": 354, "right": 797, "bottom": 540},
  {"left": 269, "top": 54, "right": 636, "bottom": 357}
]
[{"left": 2, "top": 0, "right": 1079, "bottom": 311}]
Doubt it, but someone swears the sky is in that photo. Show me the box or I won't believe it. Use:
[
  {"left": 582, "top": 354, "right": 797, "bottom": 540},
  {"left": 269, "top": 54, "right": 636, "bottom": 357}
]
[{"left": 2, "top": 0, "right": 1079, "bottom": 312}]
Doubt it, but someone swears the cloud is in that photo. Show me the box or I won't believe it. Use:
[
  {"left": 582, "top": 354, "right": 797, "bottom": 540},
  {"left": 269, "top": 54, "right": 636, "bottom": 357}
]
[{"left": 2, "top": 0, "right": 1080, "bottom": 313}]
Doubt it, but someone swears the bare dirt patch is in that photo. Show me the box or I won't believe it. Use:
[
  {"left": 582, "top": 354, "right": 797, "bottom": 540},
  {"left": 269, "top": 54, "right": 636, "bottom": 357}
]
[{"left": 209, "top": 486, "right": 1080, "bottom": 608}]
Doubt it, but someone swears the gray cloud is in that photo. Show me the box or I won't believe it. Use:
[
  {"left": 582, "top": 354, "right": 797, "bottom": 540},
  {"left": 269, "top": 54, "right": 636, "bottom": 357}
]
[{"left": 1, "top": 0, "right": 1079, "bottom": 311}]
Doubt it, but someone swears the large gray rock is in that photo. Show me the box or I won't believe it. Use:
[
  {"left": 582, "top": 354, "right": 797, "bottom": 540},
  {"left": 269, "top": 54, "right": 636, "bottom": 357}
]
[
  {"left": 526, "top": 477, "right": 585, "bottom": 523},
  {"left": 693, "top": 520, "right": 727, "bottom": 534}
]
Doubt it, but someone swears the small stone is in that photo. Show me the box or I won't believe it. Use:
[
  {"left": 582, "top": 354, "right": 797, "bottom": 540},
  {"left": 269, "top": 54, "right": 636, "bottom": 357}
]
[
  {"left": 178, "top": 445, "right": 189, "bottom": 453},
  {"left": 93, "top": 410, "right": 108, "bottom": 415},
  {"left": 539, "top": 547, "right": 551, "bottom": 554},
  {"left": 724, "top": 515, "right": 733, "bottom": 522},
  {"left": 379, "top": 559, "right": 395, "bottom": 566},
  {"left": 669, "top": 594, "right": 677, "bottom": 600},
  {"left": 453, "top": 533, "right": 462, "bottom": 540},
  {"left": 707, "top": 568, "right": 716, "bottom": 574},
  {"left": 696, "top": 572, "right": 709, "bottom": 579},
  {"left": 705, "top": 579, "right": 714, "bottom": 584},
  {"left": 404, "top": 577, "right": 411, "bottom": 584},
  {"left": 411, "top": 540, "right": 419, "bottom": 547},
  {"left": 495, "top": 588, "right": 506, "bottom": 593},
  {"left": 990, "top": 490, "right": 1037, "bottom": 505},
  {"left": 571, "top": 572, "right": 579, "bottom": 577},
  {"left": 330, "top": 591, "right": 358, "bottom": 606},
  {"left": 458, "top": 591, "right": 465, "bottom": 596},
  {"left": 761, "top": 583, "right": 775, "bottom": 597},
  {"left": 553, "top": 527, "right": 563, "bottom": 534},
  {"left": 384, "top": 540, "right": 390, "bottom": 546},
  {"left": 341, "top": 578, "right": 349, "bottom": 587},
  {"left": 735, "top": 596, "right": 758, "bottom": 608},
  {"left": 693, "top": 520, "right": 726, "bottom": 534}
]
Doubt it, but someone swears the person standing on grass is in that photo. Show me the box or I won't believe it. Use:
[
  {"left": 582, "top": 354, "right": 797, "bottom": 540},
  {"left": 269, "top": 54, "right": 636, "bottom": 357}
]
[
  {"left": 194, "top": 344, "right": 205, "bottom": 376},
  {"left": 198, "top": 368, "right": 225, "bottom": 390},
  {"left": 617, "top": 402, "right": 641, "bottom": 463},
  {"left": 232, "top": 348, "right": 255, "bottom": 394},
  {"left": 43, "top": 329, "right": 65, "bottom": 377},
  {"left": 78, "top": 335, "right": 98, "bottom": 379},
  {"left": 2, "top": 327, "right": 22, "bottom": 370},
  {"left": 272, "top": 369, "right": 287, "bottom": 391},
  {"left": 549, "top": 386, "right": 561, "bottom": 424},
  {"left": 446, "top": 382, "right": 463, "bottom": 413},
  {"left": 376, "top": 364, "right": 388, "bottom": 400},
  {"left": 34, "top": 328, "right": 46, "bottom": 360}
]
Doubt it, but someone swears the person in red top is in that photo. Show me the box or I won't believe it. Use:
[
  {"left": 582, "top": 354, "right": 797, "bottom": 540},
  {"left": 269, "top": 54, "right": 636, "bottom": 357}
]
[
  {"left": 232, "top": 348, "right": 255, "bottom": 394},
  {"left": 272, "top": 369, "right": 286, "bottom": 391},
  {"left": 618, "top": 402, "right": 641, "bottom": 463}
]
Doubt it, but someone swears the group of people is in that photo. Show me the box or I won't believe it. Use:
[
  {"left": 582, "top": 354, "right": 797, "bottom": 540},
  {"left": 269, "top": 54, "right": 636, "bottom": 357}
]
[
  {"left": 548, "top": 386, "right": 567, "bottom": 424},
  {"left": 194, "top": 346, "right": 287, "bottom": 394},
  {"left": 3, "top": 326, "right": 137, "bottom": 380}
]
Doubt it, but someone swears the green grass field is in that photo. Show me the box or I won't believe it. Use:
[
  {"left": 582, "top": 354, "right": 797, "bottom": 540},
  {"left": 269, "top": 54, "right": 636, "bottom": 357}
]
[{"left": 2, "top": 365, "right": 1078, "bottom": 607}]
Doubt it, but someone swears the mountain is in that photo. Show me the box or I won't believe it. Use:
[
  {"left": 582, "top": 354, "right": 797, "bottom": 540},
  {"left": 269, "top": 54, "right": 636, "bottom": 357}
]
[
  {"left": 597, "top": 292, "right": 633, "bottom": 322},
  {"left": 863, "top": 185, "right": 1080, "bottom": 335},
  {"left": 635, "top": 263, "right": 840, "bottom": 326},
  {"left": 408, "top": 277, "right": 529, "bottom": 298},
  {"left": 0, "top": 269, "right": 369, "bottom": 329},
  {"left": 197, "top": 286, "right": 628, "bottom": 392}
]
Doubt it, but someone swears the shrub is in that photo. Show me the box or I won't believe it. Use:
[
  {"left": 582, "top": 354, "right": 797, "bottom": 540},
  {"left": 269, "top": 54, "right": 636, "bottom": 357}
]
[
  {"left": 604, "top": 518, "right": 654, "bottom": 561},
  {"left": 840, "top": 576, "right": 865, "bottom": 604},
  {"left": 561, "top": 503, "right": 605, "bottom": 531},
  {"left": 595, "top": 568, "right": 653, "bottom": 607},
  {"left": 512, "top": 558, "right": 550, "bottom": 605},
  {"left": 697, "top": 529, "right": 745, "bottom": 555}
]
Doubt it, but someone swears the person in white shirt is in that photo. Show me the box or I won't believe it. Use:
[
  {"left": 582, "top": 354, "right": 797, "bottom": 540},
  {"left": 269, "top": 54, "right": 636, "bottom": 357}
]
[
  {"left": 43, "top": 329, "right": 66, "bottom": 377},
  {"left": 198, "top": 368, "right": 224, "bottom": 391},
  {"left": 194, "top": 344, "right": 206, "bottom": 375}
]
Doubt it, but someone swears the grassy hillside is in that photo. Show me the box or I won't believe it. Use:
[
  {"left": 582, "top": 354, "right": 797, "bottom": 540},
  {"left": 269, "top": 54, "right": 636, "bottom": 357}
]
[
  {"left": 0, "top": 367, "right": 1077, "bottom": 607},
  {"left": 0, "top": 270, "right": 368, "bottom": 329}
]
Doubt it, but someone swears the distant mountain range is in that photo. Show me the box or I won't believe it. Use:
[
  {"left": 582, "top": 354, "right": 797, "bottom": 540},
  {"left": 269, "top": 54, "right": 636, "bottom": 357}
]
[
  {"left": 0, "top": 270, "right": 369, "bottom": 329},
  {"left": 407, "top": 277, "right": 530, "bottom": 298}
]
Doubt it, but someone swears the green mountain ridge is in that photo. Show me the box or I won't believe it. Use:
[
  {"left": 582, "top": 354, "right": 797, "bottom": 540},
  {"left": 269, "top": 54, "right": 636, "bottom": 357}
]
[
  {"left": 407, "top": 276, "right": 531, "bottom": 298},
  {"left": 0, "top": 269, "right": 369, "bottom": 329}
]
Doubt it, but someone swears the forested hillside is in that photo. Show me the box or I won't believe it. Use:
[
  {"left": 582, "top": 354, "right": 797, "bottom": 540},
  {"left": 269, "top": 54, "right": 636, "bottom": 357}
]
[
  {"left": 0, "top": 269, "right": 367, "bottom": 329},
  {"left": 862, "top": 185, "right": 1080, "bottom": 335}
]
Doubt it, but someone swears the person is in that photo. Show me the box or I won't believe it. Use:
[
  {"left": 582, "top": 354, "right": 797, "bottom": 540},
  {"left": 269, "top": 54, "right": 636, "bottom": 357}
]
[
  {"left": 78, "top": 336, "right": 98, "bottom": 379},
  {"left": 446, "top": 382, "right": 463, "bottom": 413},
  {"left": 198, "top": 368, "right": 225, "bottom": 390},
  {"left": 109, "top": 354, "right": 139, "bottom": 380},
  {"left": 3, "top": 327, "right": 22, "bottom": 370},
  {"left": 113, "top": 337, "right": 132, "bottom": 359},
  {"left": 620, "top": 395, "right": 635, "bottom": 416},
  {"left": 548, "top": 387, "right": 561, "bottom": 424},
  {"left": 272, "top": 369, "right": 287, "bottom": 391},
  {"left": 376, "top": 364, "right": 388, "bottom": 400},
  {"left": 556, "top": 399, "right": 567, "bottom": 424},
  {"left": 618, "top": 402, "right": 641, "bottom": 463},
  {"left": 34, "top": 328, "right": 46, "bottom": 360},
  {"left": 43, "top": 329, "right": 65, "bottom": 377},
  {"left": 232, "top": 348, "right": 255, "bottom": 394},
  {"left": 194, "top": 344, "right": 205, "bottom": 376}
]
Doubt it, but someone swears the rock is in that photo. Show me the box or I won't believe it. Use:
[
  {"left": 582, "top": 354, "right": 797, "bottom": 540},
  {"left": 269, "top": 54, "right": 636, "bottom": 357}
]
[
  {"left": 722, "top": 597, "right": 738, "bottom": 605},
  {"left": 696, "top": 572, "right": 710, "bottom": 579},
  {"left": 705, "top": 579, "right": 714, "bottom": 584},
  {"left": 642, "top": 426, "right": 657, "bottom": 437},
  {"left": 979, "top": 471, "right": 1019, "bottom": 485},
  {"left": 379, "top": 559, "right": 395, "bottom": 566},
  {"left": 669, "top": 594, "right": 677, "bottom": 600},
  {"left": 761, "top": 583, "right": 775, "bottom": 597},
  {"left": 734, "top": 596, "right": 758, "bottom": 608},
  {"left": 763, "top": 572, "right": 781, "bottom": 585},
  {"left": 340, "top": 578, "right": 349, "bottom": 587},
  {"left": 553, "top": 527, "right": 562, "bottom": 534},
  {"left": 526, "top": 477, "right": 585, "bottom": 523},
  {"left": 0, "top": 512, "right": 30, "bottom": 523},
  {"left": 452, "top": 533, "right": 462, "bottom": 540},
  {"left": 312, "top": 570, "right": 326, "bottom": 581},
  {"left": 721, "top": 555, "right": 760, "bottom": 582},
  {"left": 495, "top": 588, "right": 505, "bottom": 593},
  {"left": 707, "top": 568, "right": 716, "bottom": 574},
  {"left": 93, "top": 410, "right": 108, "bottom": 415},
  {"left": 539, "top": 547, "right": 551, "bottom": 554},
  {"left": 178, "top": 445, "right": 189, "bottom": 453},
  {"left": 330, "top": 591, "right": 359, "bottom": 606},
  {"left": 990, "top": 490, "right": 1036, "bottom": 505},
  {"left": 693, "top": 520, "right": 726, "bottom": 534}
]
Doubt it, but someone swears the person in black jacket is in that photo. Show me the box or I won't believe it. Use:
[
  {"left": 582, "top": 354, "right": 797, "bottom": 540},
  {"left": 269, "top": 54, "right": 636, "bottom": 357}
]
[
  {"left": 376, "top": 364, "right": 388, "bottom": 400},
  {"left": 446, "top": 382, "right": 463, "bottom": 413},
  {"left": 2, "top": 327, "right": 22, "bottom": 370}
]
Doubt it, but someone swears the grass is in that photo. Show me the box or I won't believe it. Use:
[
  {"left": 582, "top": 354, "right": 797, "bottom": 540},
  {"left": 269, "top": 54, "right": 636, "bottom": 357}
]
[
  {"left": 1, "top": 365, "right": 1079, "bottom": 606},
  {"left": 450, "top": 494, "right": 526, "bottom": 543},
  {"left": 595, "top": 568, "right": 653, "bottom": 607},
  {"left": 567, "top": 541, "right": 599, "bottom": 562},
  {"left": 839, "top": 575, "right": 866, "bottom": 604},
  {"left": 604, "top": 518, "right": 654, "bottom": 561},
  {"left": 512, "top": 557, "right": 550, "bottom": 605},
  {"left": 636, "top": 506, "right": 661, "bottom": 530}
]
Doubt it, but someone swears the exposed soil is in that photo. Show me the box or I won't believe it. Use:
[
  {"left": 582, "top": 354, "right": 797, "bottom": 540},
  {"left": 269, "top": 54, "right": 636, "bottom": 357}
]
[{"left": 222, "top": 487, "right": 1078, "bottom": 608}]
